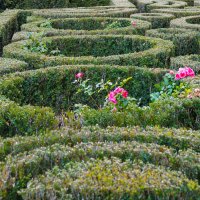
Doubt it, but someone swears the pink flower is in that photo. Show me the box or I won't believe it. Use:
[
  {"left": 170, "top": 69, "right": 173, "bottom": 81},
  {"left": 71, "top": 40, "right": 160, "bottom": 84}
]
[
  {"left": 175, "top": 73, "right": 181, "bottom": 80},
  {"left": 75, "top": 72, "right": 84, "bottom": 79},
  {"left": 132, "top": 21, "right": 137, "bottom": 27},
  {"left": 114, "top": 87, "right": 128, "bottom": 98},
  {"left": 179, "top": 70, "right": 187, "bottom": 79},
  {"left": 122, "top": 90, "right": 128, "bottom": 98},
  {"left": 114, "top": 87, "right": 124, "bottom": 94},
  {"left": 169, "top": 70, "right": 175, "bottom": 75},
  {"left": 185, "top": 67, "right": 195, "bottom": 77},
  {"left": 112, "top": 107, "right": 117, "bottom": 112},
  {"left": 108, "top": 91, "right": 117, "bottom": 104}
]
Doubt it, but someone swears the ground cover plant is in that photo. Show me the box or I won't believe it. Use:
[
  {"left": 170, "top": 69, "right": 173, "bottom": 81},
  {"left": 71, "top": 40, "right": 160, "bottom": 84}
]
[{"left": 0, "top": 0, "right": 199, "bottom": 199}]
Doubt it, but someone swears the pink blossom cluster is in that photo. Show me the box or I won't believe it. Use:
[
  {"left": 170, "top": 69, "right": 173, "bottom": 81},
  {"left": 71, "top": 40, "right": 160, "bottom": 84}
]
[
  {"left": 75, "top": 72, "right": 84, "bottom": 79},
  {"left": 174, "top": 67, "right": 195, "bottom": 80},
  {"left": 108, "top": 87, "right": 128, "bottom": 104}
]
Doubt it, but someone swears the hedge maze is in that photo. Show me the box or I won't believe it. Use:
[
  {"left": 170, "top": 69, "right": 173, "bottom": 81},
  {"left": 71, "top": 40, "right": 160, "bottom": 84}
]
[{"left": 0, "top": 0, "right": 199, "bottom": 199}]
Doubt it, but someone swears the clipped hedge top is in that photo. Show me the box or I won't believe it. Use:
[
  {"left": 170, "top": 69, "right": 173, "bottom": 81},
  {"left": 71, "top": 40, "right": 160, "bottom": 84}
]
[
  {"left": 19, "top": 158, "right": 200, "bottom": 200},
  {"left": 20, "top": 17, "right": 151, "bottom": 37},
  {"left": 147, "top": 0, "right": 187, "bottom": 10},
  {"left": 3, "top": 34, "right": 174, "bottom": 68},
  {"left": 152, "top": 7, "right": 200, "bottom": 17},
  {"left": 31, "top": 6, "right": 137, "bottom": 18},
  {"left": 0, "top": 57, "right": 28, "bottom": 75},
  {"left": 171, "top": 54, "right": 200, "bottom": 73},
  {"left": 130, "top": 12, "right": 175, "bottom": 20},
  {"left": 170, "top": 15, "right": 200, "bottom": 30}
]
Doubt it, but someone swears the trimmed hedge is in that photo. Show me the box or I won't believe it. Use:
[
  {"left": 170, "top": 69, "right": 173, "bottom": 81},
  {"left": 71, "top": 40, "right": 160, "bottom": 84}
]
[
  {"left": 171, "top": 54, "right": 200, "bottom": 73},
  {"left": 152, "top": 7, "right": 200, "bottom": 18},
  {"left": 1, "top": 142, "right": 199, "bottom": 199},
  {"left": 135, "top": 0, "right": 187, "bottom": 12},
  {"left": 32, "top": 6, "right": 137, "bottom": 18},
  {"left": 0, "top": 97, "right": 57, "bottom": 137},
  {"left": 3, "top": 35, "right": 174, "bottom": 68},
  {"left": 0, "top": 65, "right": 166, "bottom": 111},
  {"left": 147, "top": 0, "right": 187, "bottom": 11},
  {"left": 1, "top": 0, "right": 111, "bottom": 9},
  {"left": 82, "top": 97, "right": 200, "bottom": 130},
  {"left": 176, "top": 0, "right": 194, "bottom": 6},
  {"left": 19, "top": 159, "right": 200, "bottom": 200},
  {"left": 0, "top": 9, "right": 30, "bottom": 55},
  {"left": 0, "top": 126, "right": 199, "bottom": 161},
  {"left": 170, "top": 15, "right": 200, "bottom": 31},
  {"left": 130, "top": 13, "right": 175, "bottom": 28},
  {"left": 146, "top": 28, "right": 200, "bottom": 56},
  {"left": 19, "top": 17, "right": 151, "bottom": 37},
  {"left": 0, "top": 57, "right": 28, "bottom": 75}
]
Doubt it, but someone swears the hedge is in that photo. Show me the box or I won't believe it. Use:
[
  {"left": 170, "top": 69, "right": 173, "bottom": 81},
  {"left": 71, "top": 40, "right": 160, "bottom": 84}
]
[
  {"left": 146, "top": 28, "right": 200, "bottom": 56},
  {"left": 19, "top": 159, "right": 200, "bottom": 200},
  {"left": 32, "top": 6, "right": 137, "bottom": 18},
  {"left": 176, "top": 0, "right": 194, "bottom": 6},
  {"left": 170, "top": 15, "right": 200, "bottom": 31},
  {"left": 1, "top": 142, "right": 199, "bottom": 199},
  {"left": 135, "top": 0, "right": 187, "bottom": 12},
  {"left": 3, "top": 35, "right": 174, "bottom": 68},
  {"left": 152, "top": 7, "right": 200, "bottom": 18},
  {"left": 171, "top": 54, "right": 200, "bottom": 73},
  {"left": 130, "top": 13, "right": 175, "bottom": 28},
  {"left": 0, "top": 97, "right": 57, "bottom": 137},
  {"left": 0, "top": 9, "right": 30, "bottom": 55},
  {"left": 0, "top": 126, "right": 199, "bottom": 161},
  {"left": 0, "top": 0, "right": 111, "bottom": 9},
  {"left": 0, "top": 65, "right": 166, "bottom": 112},
  {"left": 0, "top": 57, "right": 28, "bottom": 75},
  {"left": 147, "top": 0, "right": 187, "bottom": 12},
  {"left": 82, "top": 97, "right": 200, "bottom": 130},
  {"left": 19, "top": 17, "right": 151, "bottom": 37}
]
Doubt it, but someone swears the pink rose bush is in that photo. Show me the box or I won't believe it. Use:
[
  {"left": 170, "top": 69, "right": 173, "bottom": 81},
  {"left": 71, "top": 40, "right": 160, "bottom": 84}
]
[
  {"left": 175, "top": 67, "right": 195, "bottom": 80},
  {"left": 108, "top": 87, "right": 128, "bottom": 104},
  {"left": 151, "top": 66, "right": 195, "bottom": 102}
]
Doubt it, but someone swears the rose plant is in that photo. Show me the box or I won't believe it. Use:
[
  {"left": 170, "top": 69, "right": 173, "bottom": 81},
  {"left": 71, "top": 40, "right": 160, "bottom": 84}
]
[
  {"left": 73, "top": 72, "right": 134, "bottom": 112},
  {"left": 150, "top": 67, "right": 195, "bottom": 102}
]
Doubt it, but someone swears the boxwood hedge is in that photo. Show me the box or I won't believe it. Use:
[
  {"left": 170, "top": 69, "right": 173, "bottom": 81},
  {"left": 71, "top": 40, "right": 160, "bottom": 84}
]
[
  {"left": 3, "top": 35, "right": 174, "bottom": 68},
  {"left": 130, "top": 13, "right": 175, "bottom": 28},
  {"left": 82, "top": 97, "right": 200, "bottom": 130},
  {"left": 152, "top": 7, "right": 200, "bottom": 18},
  {"left": 171, "top": 54, "right": 200, "bottom": 73},
  {"left": 32, "top": 6, "right": 137, "bottom": 18},
  {"left": 1, "top": 0, "right": 110, "bottom": 9},
  {"left": 146, "top": 28, "right": 200, "bottom": 56},
  {"left": 170, "top": 15, "right": 200, "bottom": 31},
  {"left": 19, "top": 159, "right": 200, "bottom": 200},
  {"left": 0, "top": 57, "right": 28, "bottom": 75},
  {"left": 134, "top": 0, "right": 187, "bottom": 12},
  {"left": 0, "top": 125, "right": 199, "bottom": 161},
  {"left": 0, "top": 65, "right": 166, "bottom": 112},
  {"left": 19, "top": 17, "right": 151, "bottom": 37}
]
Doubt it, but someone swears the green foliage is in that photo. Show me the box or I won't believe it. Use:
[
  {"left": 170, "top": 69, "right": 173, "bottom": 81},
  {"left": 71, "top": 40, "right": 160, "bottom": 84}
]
[
  {"left": 105, "top": 20, "right": 130, "bottom": 29},
  {"left": 23, "top": 32, "right": 50, "bottom": 54},
  {"left": 150, "top": 72, "right": 191, "bottom": 102}
]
